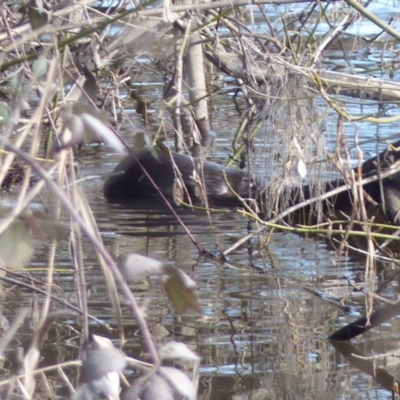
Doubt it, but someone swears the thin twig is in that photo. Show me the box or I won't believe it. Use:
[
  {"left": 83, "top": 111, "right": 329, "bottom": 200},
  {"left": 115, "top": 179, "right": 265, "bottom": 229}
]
[
  {"left": 270, "top": 159, "right": 400, "bottom": 224},
  {"left": 0, "top": 275, "right": 107, "bottom": 328},
  {"left": 1, "top": 138, "right": 160, "bottom": 367}
]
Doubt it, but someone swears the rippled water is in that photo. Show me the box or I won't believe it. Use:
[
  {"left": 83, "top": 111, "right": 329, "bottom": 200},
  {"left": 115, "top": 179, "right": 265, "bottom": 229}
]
[
  {"left": 70, "top": 148, "right": 400, "bottom": 399},
  {"left": 3, "top": 2, "right": 400, "bottom": 399}
]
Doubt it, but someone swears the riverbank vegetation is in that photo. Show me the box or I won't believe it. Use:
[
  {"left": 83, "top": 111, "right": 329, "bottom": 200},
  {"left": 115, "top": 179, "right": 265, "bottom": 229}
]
[{"left": 0, "top": 0, "right": 400, "bottom": 397}]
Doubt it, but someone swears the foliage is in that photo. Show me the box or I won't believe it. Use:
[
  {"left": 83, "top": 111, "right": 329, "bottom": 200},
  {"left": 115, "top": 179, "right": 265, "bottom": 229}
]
[{"left": 0, "top": 0, "right": 399, "bottom": 398}]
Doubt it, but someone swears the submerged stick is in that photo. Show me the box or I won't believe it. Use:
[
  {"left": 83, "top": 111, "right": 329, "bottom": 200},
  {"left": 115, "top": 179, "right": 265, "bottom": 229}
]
[
  {"left": 331, "top": 340, "right": 400, "bottom": 393},
  {"left": 329, "top": 299, "right": 400, "bottom": 341}
]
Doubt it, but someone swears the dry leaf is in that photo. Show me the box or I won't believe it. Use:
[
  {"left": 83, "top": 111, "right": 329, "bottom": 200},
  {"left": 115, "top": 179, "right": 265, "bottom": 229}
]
[
  {"left": 164, "top": 267, "right": 202, "bottom": 315},
  {"left": 159, "top": 367, "right": 197, "bottom": 400},
  {"left": 121, "top": 253, "right": 163, "bottom": 280},
  {"left": 0, "top": 221, "right": 34, "bottom": 269},
  {"left": 158, "top": 342, "right": 200, "bottom": 362}
]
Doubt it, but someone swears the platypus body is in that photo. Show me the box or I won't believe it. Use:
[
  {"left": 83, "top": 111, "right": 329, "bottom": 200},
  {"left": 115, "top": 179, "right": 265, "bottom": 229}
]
[
  {"left": 104, "top": 149, "right": 255, "bottom": 207},
  {"left": 104, "top": 141, "right": 400, "bottom": 224}
]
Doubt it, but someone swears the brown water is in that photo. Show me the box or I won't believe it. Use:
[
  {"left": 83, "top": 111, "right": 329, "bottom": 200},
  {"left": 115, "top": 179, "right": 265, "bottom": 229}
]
[
  {"left": 69, "top": 105, "right": 400, "bottom": 399},
  {"left": 3, "top": 2, "right": 400, "bottom": 399},
  {"left": 78, "top": 150, "right": 400, "bottom": 400}
]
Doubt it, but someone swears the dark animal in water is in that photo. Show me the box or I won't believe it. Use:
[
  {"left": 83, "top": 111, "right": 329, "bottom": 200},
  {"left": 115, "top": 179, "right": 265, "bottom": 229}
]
[
  {"left": 104, "top": 149, "right": 255, "bottom": 207},
  {"left": 315, "top": 139, "right": 400, "bottom": 223},
  {"left": 104, "top": 141, "right": 400, "bottom": 224}
]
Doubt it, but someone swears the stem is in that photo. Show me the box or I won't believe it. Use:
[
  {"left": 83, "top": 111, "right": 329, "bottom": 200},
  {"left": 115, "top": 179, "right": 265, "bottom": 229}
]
[
  {"left": 344, "top": 0, "right": 400, "bottom": 41},
  {"left": 2, "top": 138, "right": 160, "bottom": 367}
]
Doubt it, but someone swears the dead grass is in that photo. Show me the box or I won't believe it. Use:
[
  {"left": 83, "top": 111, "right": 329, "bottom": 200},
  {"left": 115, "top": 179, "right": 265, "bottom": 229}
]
[{"left": 0, "top": 0, "right": 399, "bottom": 397}]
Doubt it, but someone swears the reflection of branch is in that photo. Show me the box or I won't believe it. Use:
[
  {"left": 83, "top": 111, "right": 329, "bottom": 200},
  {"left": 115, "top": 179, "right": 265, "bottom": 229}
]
[
  {"left": 0, "top": 275, "right": 105, "bottom": 326},
  {"left": 302, "top": 286, "right": 350, "bottom": 313},
  {"left": 351, "top": 349, "right": 400, "bottom": 361},
  {"left": 1, "top": 138, "right": 160, "bottom": 367},
  {"left": 220, "top": 171, "right": 257, "bottom": 257},
  {"left": 135, "top": 153, "right": 208, "bottom": 255},
  {"left": 331, "top": 340, "right": 400, "bottom": 394}
]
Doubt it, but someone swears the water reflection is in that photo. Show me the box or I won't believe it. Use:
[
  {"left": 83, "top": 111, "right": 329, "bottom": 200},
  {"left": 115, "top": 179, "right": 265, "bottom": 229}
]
[
  {"left": 90, "top": 191, "right": 355, "bottom": 399},
  {"left": 5, "top": 3, "right": 400, "bottom": 395},
  {"left": 331, "top": 340, "right": 400, "bottom": 397},
  {"left": 78, "top": 174, "right": 400, "bottom": 399},
  {"left": 2, "top": 128, "right": 397, "bottom": 398},
  {"left": 2, "top": 153, "right": 396, "bottom": 397}
]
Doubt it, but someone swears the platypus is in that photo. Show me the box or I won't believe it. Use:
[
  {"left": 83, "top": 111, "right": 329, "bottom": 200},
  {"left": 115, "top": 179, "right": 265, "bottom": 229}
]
[{"left": 104, "top": 149, "right": 255, "bottom": 207}]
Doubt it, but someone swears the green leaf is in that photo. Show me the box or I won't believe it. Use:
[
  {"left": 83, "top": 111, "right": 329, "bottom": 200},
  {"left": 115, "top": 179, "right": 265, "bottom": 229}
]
[
  {"left": 32, "top": 57, "right": 47, "bottom": 79},
  {"left": 149, "top": 144, "right": 159, "bottom": 160},
  {"left": 0, "top": 222, "right": 34, "bottom": 269},
  {"left": 27, "top": 6, "right": 47, "bottom": 30},
  {"left": 133, "top": 132, "right": 147, "bottom": 153},
  {"left": 0, "top": 102, "right": 10, "bottom": 125},
  {"left": 11, "top": 76, "right": 21, "bottom": 95}
]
